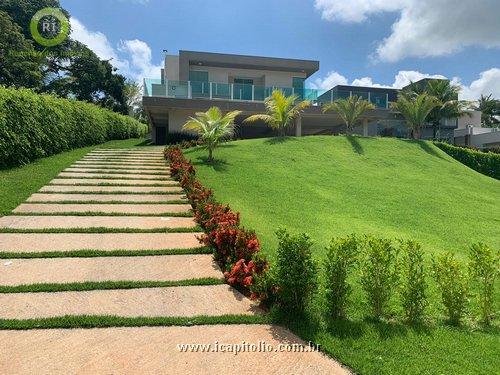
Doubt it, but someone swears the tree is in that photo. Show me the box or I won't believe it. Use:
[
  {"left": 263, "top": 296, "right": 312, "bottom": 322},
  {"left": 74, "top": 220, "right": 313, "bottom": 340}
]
[
  {"left": 391, "top": 93, "right": 440, "bottom": 139},
  {"left": 123, "top": 79, "right": 147, "bottom": 122},
  {"left": 404, "top": 80, "right": 470, "bottom": 139},
  {"left": 0, "top": 11, "right": 42, "bottom": 88},
  {"left": 474, "top": 94, "right": 500, "bottom": 128},
  {"left": 183, "top": 107, "right": 241, "bottom": 162},
  {"left": 322, "top": 95, "right": 375, "bottom": 135},
  {"left": 243, "top": 90, "right": 310, "bottom": 136}
]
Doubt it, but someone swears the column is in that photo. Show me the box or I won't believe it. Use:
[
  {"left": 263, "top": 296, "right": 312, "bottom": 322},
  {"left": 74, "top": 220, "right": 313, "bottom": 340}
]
[
  {"left": 295, "top": 116, "right": 302, "bottom": 137},
  {"left": 363, "top": 118, "right": 369, "bottom": 136}
]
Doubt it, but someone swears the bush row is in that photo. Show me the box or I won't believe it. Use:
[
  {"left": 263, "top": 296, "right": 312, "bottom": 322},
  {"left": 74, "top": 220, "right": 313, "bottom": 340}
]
[
  {"left": 164, "top": 146, "right": 270, "bottom": 300},
  {"left": 434, "top": 141, "right": 500, "bottom": 180},
  {"left": 271, "top": 230, "right": 498, "bottom": 326},
  {"left": 0, "top": 86, "right": 148, "bottom": 169}
]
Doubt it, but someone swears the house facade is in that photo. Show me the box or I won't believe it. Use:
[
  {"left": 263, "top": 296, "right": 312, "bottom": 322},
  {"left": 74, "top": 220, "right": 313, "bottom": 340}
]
[{"left": 143, "top": 50, "right": 481, "bottom": 144}]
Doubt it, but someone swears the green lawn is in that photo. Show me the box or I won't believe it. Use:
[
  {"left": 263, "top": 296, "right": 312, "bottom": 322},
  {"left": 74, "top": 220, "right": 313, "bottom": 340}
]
[
  {"left": 0, "top": 138, "right": 151, "bottom": 215},
  {"left": 185, "top": 136, "right": 500, "bottom": 375}
]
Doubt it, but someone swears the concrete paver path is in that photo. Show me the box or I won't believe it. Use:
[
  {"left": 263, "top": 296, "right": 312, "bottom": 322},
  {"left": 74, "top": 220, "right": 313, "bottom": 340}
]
[{"left": 0, "top": 147, "right": 349, "bottom": 375}]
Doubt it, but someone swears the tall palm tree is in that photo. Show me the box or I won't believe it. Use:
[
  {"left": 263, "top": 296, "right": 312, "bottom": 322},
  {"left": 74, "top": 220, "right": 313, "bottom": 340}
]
[
  {"left": 322, "top": 95, "right": 375, "bottom": 135},
  {"left": 391, "top": 93, "right": 440, "bottom": 139},
  {"left": 474, "top": 94, "right": 500, "bottom": 128},
  {"left": 183, "top": 106, "right": 241, "bottom": 162},
  {"left": 403, "top": 80, "right": 470, "bottom": 139},
  {"left": 243, "top": 90, "right": 311, "bottom": 136}
]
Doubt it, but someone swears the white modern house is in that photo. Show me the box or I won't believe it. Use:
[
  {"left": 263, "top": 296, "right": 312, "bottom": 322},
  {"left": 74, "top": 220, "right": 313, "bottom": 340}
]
[{"left": 143, "top": 50, "right": 483, "bottom": 144}]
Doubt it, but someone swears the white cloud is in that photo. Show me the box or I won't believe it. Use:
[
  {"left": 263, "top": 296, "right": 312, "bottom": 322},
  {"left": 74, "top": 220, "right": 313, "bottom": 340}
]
[
  {"left": 458, "top": 68, "right": 500, "bottom": 100},
  {"left": 69, "top": 17, "right": 161, "bottom": 82},
  {"left": 309, "top": 70, "right": 445, "bottom": 90},
  {"left": 315, "top": 0, "right": 500, "bottom": 62},
  {"left": 309, "top": 71, "right": 348, "bottom": 89},
  {"left": 314, "top": 0, "right": 405, "bottom": 23}
]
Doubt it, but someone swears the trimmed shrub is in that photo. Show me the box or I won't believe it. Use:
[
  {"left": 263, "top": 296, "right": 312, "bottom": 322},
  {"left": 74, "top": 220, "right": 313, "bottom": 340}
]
[
  {"left": 434, "top": 142, "right": 500, "bottom": 180},
  {"left": 399, "top": 240, "right": 428, "bottom": 322},
  {"left": 324, "top": 234, "right": 359, "bottom": 319},
  {"left": 274, "top": 228, "right": 318, "bottom": 315},
  {"left": 0, "top": 86, "right": 147, "bottom": 169},
  {"left": 468, "top": 243, "right": 499, "bottom": 325},
  {"left": 360, "top": 237, "right": 399, "bottom": 318},
  {"left": 432, "top": 253, "right": 469, "bottom": 325}
]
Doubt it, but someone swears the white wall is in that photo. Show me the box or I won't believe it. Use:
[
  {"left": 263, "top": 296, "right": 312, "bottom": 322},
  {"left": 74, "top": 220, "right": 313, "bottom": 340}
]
[
  {"left": 168, "top": 109, "right": 198, "bottom": 133},
  {"left": 457, "top": 110, "right": 482, "bottom": 129},
  {"left": 165, "top": 55, "right": 180, "bottom": 81}
]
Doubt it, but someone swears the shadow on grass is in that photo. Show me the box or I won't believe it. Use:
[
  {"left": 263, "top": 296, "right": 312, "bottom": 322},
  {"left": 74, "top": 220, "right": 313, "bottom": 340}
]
[
  {"left": 403, "top": 139, "right": 448, "bottom": 161},
  {"left": 265, "top": 136, "right": 294, "bottom": 145},
  {"left": 192, "top": 156, "right": 229, "bottom": 172},
  {"left": 346, "top": 136, "right": 364, "bottom": 155}
]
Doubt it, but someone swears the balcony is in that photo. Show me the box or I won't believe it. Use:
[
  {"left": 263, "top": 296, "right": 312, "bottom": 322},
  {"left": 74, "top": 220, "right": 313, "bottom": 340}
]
[
  {"left": 143, "top": 78, "right": 390, "bottom": 108},
  {"left": 144, "top": 78, "right": 326, "bottom": 103}
]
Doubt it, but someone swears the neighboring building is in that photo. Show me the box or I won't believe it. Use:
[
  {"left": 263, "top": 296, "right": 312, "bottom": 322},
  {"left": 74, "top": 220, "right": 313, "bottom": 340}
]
[
  {"left": 454, "top": 111, "right": 500, "bottom": 148},
  {"left": 143, "top": 50, "right": 481, "bottom": 144}
]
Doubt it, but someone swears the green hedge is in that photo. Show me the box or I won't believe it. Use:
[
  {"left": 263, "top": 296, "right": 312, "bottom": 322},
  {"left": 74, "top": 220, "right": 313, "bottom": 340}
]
[
  {"left": 0, "top": 86, "right": 148, "bottom": 169},
  {"left": 434, "top": 142, "right": 500, "bottom": 180}
]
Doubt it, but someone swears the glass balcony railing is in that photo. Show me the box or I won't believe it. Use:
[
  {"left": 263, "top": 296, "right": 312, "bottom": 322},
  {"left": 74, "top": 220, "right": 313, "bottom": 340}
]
[
  {"left": 142, "top": 78, "right": 388, "bottom": 108},
  {"left": 144, "top": 78, "right": 328, "bottom": 104}
]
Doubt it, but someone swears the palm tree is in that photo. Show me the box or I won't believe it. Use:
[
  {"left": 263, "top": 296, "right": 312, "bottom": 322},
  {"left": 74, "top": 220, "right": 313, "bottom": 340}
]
[
  {"left": 474, "top": 94, "right": 500, "bottom": 128},
  {"left": 243, "top": 90, "right": 311, "bottom": 136},
  {"left": 183, "top": 106, "right": 241, "bottom": 162},
  {"left": 402, "top": 80, "right": 470, "bottom": 139},
  {"left": 391, "top": 93, "right": 440, "bottom": 139},
  {"left": 322, "top": 95, "right": 375, "bottom": 135}
]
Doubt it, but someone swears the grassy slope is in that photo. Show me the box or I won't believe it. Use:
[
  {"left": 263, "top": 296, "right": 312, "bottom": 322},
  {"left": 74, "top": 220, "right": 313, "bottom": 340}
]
[
  {"left": 186, "top": 136, "right": 499, "bottom": 259},
  {"left": 0, "top": 138, "right": 151, "bottom": 215},
  {"left": 185, "top": 136, "right": 500, "bottom": 375}
]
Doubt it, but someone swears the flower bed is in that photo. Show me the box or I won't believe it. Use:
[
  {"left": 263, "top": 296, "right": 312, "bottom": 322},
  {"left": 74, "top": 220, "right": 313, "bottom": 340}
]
[{"left": 164, "top": 146, "right": 270, "bottom": 301}]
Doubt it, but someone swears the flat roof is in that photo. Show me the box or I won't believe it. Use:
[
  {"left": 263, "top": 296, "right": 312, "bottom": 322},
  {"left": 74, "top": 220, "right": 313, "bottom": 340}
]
[{"left": 178, "top": 50, "right": 320, "bottom": 79}]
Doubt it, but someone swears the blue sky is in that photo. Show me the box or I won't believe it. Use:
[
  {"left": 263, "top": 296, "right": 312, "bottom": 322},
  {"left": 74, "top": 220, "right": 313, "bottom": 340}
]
[{"left": 60, "top": 0, "right": 500, "bottom": 99}]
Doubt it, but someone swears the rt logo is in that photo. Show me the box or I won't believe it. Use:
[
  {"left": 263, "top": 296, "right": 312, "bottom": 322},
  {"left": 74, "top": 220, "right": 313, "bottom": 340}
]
[{"left": 30, "top": 7, "right": 70, "bottom": 47}]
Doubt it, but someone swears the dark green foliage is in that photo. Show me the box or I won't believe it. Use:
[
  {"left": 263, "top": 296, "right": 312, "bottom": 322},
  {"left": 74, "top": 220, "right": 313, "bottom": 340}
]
[
  {"left": 435, "top": 142, "right": 500, "bottom": 180},
  {"left": 399, "top": 240, "right": 427, "bottom": 322},
  {"left": 0, "top": 86, "right": 147, "bottom": 169},
  {"left": 432, "top": 253, "right": 469, "bottom": 325},
  {"left": 0, "top": 11, "right": 42, "bottom": 88},
  {"left": 360, "top": 236, "right": 399, "bottom": 318},
  {"left": 468, "top": 243, "right": 499, "bottom": 325},
  {"left": 274, "top": 228, "right": 318, "bottom": 315},
  {"left": 324, "top": 234, "right": 359, "bottom": 319}
]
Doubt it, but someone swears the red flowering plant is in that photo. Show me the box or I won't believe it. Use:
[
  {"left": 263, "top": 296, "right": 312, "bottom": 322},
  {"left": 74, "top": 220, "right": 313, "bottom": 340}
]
[
  {"left": 164, "top": 145, "right": 273, "bottom": 302},
  {"left": 195, "top": 202, "right": 240, "bottom": 232}
]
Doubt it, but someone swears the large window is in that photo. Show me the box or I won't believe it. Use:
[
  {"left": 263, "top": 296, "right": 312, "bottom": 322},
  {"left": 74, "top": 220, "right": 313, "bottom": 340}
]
[
  {"left": 293, "top": 77, "right": 305, "bottom": 99},
  {"left": 189, "top": 71, "right": 209, "bottom": 98}
]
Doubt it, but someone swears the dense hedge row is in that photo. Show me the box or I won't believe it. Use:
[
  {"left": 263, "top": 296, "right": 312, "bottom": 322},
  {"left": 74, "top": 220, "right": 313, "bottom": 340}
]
[
  {"left": 434, "top": 142, "right": 500, "bottom": 180},
  {"left": 0, "top": 86, "right": 148, "bottom": 169}
]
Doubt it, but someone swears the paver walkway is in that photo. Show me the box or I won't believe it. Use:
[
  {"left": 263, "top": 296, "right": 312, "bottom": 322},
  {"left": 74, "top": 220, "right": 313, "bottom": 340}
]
[{"left": 0, "top": 148, "right": 349, "bottom": 374}]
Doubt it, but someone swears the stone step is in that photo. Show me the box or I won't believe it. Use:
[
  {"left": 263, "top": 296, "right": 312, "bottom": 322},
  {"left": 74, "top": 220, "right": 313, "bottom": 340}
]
[
  {"left": 27, "top": 193, "right": 186, "bottom": 203},
  {"left": 0, "top": 255, "right": 219, "bottom": 286},
  {"left": 0, "top": 233, "right": 203, "bottom": 253},
  {"left": 0, "top": 215, "right": 196, "bottom": 230},
  {"left": 39, "top": 185, "right": 182, "bottom": 193},
  {"left": 81, "top": 159, "right": 165, "bottom": 164},
  {"left": 89, "top": 151, "right": 164, "bottom": 155},
  {"left": 63, "top": 168, "right": 170, "bottom": 175},
  {"left": 70, "top": 164, "right": 169, "bottom": 170},
  {"left": 13, "top": 203, "right": 192, "bottom": 215},
  {"left": 50, "top": 178, "right": 176, "bottom": 186},
  {"left": 0, "top": 285, "right": 258, "bottom": 319},
  {"left": 0, "top": 325, "right": 349, "bottom": 374},
  {"left": 74, "top": 160, "right": 166, "bottom": 165},
  {"left": 58, "top": 172, "right": 170, "bottom": 180}
]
